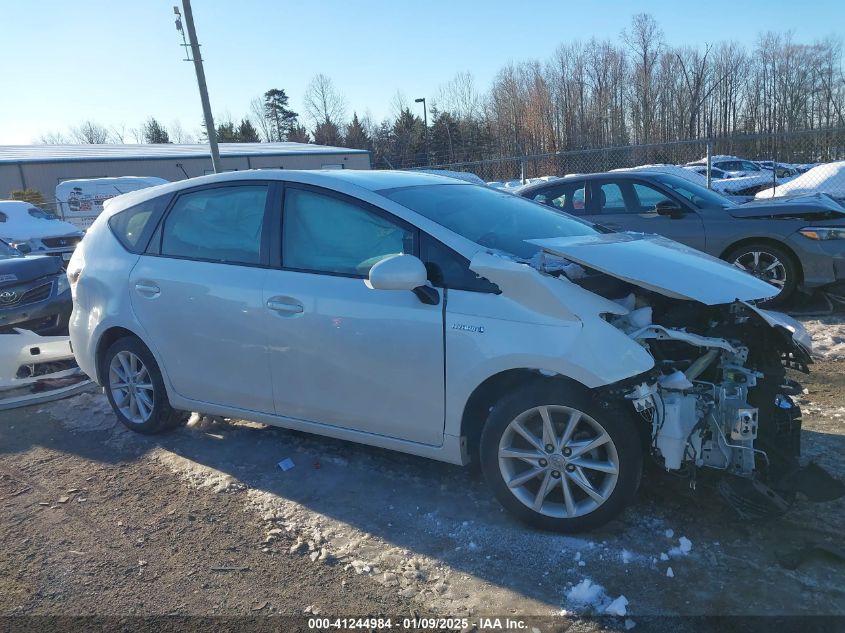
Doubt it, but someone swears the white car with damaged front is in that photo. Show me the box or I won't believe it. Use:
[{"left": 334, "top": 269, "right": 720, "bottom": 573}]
[{"left": 68, "top": 170, "right": 840, "bottom": 532}]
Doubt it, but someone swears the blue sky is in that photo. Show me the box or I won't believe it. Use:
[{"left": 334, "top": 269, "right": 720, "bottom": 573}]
[{"left": 2, "top": 0, "right": 843, "bottom": 144}]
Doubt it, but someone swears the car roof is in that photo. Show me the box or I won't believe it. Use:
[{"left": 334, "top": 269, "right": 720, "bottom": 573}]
[
  {"left": 100, "top": 169, "right": 473, "bottom": 215},
  {"left": 517, "top": 170, "right": 680, "bottom": 191}
]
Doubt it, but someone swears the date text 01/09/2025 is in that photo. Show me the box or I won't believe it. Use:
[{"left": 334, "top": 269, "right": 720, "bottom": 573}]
[{"left": 307, "top": 617, "right": 530, "bottom": 630}]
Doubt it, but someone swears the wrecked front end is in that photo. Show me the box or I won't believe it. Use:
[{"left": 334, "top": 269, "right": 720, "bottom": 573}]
[{"left": 496, "top": 233, "right": 843, "bottom": 517}]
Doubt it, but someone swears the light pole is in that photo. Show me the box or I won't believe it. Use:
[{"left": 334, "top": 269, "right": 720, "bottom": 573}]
[
  {"left": 414, "top": 97, "right": 429, "bottom": 166},
  {"left": 174, "top": 2, "right": 221, "bottom": 173}
]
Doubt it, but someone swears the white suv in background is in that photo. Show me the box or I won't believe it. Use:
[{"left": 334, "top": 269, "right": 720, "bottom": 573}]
[{"left": 68, "top": 170, "right": 833, "bottom": 531}]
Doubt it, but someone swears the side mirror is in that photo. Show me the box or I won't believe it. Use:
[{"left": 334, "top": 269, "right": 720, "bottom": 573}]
[
  {"left": 366, "top": 254, "right": 439, "bottom": 305},
  {"left": 654, "top": 200, "right": 686, "bottom": 219}
]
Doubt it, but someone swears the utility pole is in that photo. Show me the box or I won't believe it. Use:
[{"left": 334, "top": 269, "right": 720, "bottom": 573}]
[
  {"left": 414, "top": 97, "right": 429, "bottom": 166},
  {"left": 174, "top": 1, "right": 221, "bottom": 173}
]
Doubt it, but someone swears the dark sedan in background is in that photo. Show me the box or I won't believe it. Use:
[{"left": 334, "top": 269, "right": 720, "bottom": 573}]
[
  {"left": 0, "top": 240, "right": 72, "bottom": 335},
  {"left": 518, "top": 171, "right": 845, "bottom": 305}
]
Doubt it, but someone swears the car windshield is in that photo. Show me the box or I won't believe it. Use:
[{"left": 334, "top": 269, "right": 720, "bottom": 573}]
[
  {"left": 0, "top": 240, "right": 22, "bottom": 259},
  {"left": 380, "top": 183, "right": 598, "bottom": 258},
  {"left": 653, "top": 174, "right": 736, "bottom": 209},
  {"left": 27, "top": 206, "right": 58, "bottom": 220}
]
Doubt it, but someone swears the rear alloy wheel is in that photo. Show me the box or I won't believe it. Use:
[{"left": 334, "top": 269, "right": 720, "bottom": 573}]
[
  {"left": 102, "top": 337, "right": 187, "bottom": 434},
  {"left": 480, "top": 384, "right": 642, "bottom": 532},
  {"left": 726, "top": 242, "right": 798, "bottom": 306}
]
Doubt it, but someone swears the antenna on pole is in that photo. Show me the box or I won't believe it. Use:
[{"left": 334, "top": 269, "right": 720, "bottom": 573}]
[{"left": 174, "top": 1, "right": 222, "bottom": 173}]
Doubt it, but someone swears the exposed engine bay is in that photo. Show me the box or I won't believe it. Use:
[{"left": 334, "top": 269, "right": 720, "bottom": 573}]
[{"left": 534, "top": 250, "right": 844, "bottom": 517}]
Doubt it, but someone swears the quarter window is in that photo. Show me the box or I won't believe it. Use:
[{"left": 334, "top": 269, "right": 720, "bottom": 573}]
[
  {"left": 109, "top": 195, "right": 171, "bottom": 253},
  {"left": 282, "top": 188, "right": 414, "bottom": 276},
  {"left": 161, "top": 186, "right": 269, "bottom": 265}
]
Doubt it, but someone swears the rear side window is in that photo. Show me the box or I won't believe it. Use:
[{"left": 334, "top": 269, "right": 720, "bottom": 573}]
[
  {"left": 531, "top": 181, "right": 586, "bottom": 214},
  {"left": 109, "top": 196, "right": 170, "bottom": 253},
  {"left": 161, "top": 185, "right": 269, "bottom": 265}
]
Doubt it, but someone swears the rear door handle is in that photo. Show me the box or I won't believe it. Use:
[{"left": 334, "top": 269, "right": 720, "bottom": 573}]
[
  {"left": 134, "top": 281, "right": 161, "bottom": 298},
  {"left": 267, "top": 296, "right": 304, "bottom": 315}
]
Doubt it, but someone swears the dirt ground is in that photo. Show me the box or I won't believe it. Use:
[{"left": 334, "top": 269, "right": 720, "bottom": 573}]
[{"left": 1, "top": 358, "right": 843, "bottom": 631}]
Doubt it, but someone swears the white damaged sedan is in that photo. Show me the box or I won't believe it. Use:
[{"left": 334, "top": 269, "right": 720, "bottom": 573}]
[{"left": 68, "top": 170, "right": 842, "bottom": 531}]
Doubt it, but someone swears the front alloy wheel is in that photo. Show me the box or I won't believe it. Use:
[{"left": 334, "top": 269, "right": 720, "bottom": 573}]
[
  {"left": 498, "top": 405, "right": 620, "bottom": 519},
  {"left": 480, "top": 384, "right": 642, "bottom": 532},
  {"left": 726, "top": 242, "right": 799, "bottom": 306}
]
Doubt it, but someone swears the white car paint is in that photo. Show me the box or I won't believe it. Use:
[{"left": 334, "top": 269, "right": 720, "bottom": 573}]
[
  {"left": 68, "top": 170, "right": 781, "bottom": 467},
  {"left": 0, "top": 200, "right": 83, "bottom": 244},
  {"left": 529, "top": 233, "right": 779, "bottom": 304},
  {"left": 55, "top": 177, "right": 169, "bottom": 230}
]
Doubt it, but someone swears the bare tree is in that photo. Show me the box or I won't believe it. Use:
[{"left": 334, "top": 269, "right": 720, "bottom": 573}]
[
  {"left": 70, "top": 121, "right": 112, "bottom": 144},
  {"left": 303, "top": 73, "right": 347, "bottom": 128},
  {"left": 38, "top": 131, "right": 69, "bottom": 144},
  {"left": 623, "top": 13, "right": 663, "bottom": 143},
  {"left": 168, "top": 120, "right": 194, "bottom": 143},
  {"left": 249, "top": 96, "right": 272, "bottom": 142}
]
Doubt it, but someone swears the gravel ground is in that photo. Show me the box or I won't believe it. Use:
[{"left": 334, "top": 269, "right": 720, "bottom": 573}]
[{"left": 1, "top": 358, "right": 843, "bottom": 631}]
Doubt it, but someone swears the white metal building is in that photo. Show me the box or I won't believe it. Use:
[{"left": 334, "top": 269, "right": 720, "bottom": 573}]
[{"left": 0, "top": 143, "right": 371, "bottom": 204}]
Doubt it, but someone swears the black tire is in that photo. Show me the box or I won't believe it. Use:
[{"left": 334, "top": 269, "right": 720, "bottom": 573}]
[
  {"left": 479, "top": 382, "right": 643, "bottom": 532},
  {"left": 724, "top": 242, "right": 799, "bottom": 307},
  {"left": 101, "top": 336, "right": 187, "bottom": 434}
]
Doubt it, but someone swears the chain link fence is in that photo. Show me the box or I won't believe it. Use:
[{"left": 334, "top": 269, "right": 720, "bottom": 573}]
[{"left": 410, "top": 128, "right": 845, "bottom": 201}]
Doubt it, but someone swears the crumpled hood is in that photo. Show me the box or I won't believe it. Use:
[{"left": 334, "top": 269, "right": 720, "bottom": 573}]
[
  {"left": 527, "top": 233, "right": 779, "bottom": 305},
  {"left": 727, "top": 193, "right": 845, "bottom": 220}
]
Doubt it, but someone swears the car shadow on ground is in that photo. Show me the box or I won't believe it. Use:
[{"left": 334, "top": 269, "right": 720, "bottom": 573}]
[{"left": 4, "top": 397, "right": 842, "bottom": 617}]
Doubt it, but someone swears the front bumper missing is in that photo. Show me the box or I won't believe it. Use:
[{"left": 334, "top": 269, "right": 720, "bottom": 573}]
[{"left": 0, "top": 328, "right": 92, "bottom": 409}]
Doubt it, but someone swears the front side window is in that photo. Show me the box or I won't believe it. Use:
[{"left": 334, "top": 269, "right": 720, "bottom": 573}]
[
  {"left": 283, "top": 188, "right": 414, "bottom": 276},
  {"left": 380, "top": 184, "right": 596, "bottom": 260},
  {"left": 632, "top": 183, "right": 675, "bottom": 212},
  {"left": 653, "top": 174, "right": 734, "bottom": 209},
  {"left": 161, "top": 185, "right": 268, "bottom": 265}
]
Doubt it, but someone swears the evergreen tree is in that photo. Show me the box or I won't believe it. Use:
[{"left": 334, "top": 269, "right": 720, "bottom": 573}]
[
  {"left": 287, "top": 125, "right": 311, "bottom": 143},
  {"left": 142, "top": 117, "right": 171, "bottom": 144},
  {"left": 238, "top": 118, "right": 260, "bottom": 142},
  {"left": 390, "top": 108, "right": 426, "bottom": 167},
  {"left": 313, "top": 120, "right": 343, "bottom": 146},
  {"left": 263, "top": 89, "right": 299, "bottom": 141},
  {"left": 216, "top": 119, "right": 239, "bottom": 143},
  {"left": 344, "top": 113, "right": 370, "bottom": 150}
]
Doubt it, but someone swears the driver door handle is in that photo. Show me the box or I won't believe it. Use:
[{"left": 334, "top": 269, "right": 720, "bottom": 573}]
[
  {"left": 134, "top": 281, "right": 161, "bottom": 298},
  {"left": 267, "top": 296, "right": 304, "bottom": 315}
]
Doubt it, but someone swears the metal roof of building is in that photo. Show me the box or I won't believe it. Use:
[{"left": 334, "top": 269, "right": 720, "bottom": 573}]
[{"left": 0, "top": 142, "right": 368, "bottom": 164}]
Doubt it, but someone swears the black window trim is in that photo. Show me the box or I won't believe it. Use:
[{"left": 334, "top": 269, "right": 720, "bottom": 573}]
[
  {"left": 144, "top": 181, "right": 277, "bottom": 269},
  {"left": 108, "top": 192, "right": 173, "bottom": 254},
  {"left": 278, "top": 182, "right": 420, "bottom": 280}
]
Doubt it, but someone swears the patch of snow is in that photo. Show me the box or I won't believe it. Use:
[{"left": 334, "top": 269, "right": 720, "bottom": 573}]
[
  {"left": 755, "top": 160, "right": 845, "bottom": 199},
  {"left": 666, "top": 567, "right": 675, "bottom": 578},
  {"left": 625, "top": 618, "right": 637, "bottom": 629},
  {"left": 664, "top": 529, "right": 674, "bottom": 538},
  {"left": 566, "top": 579, "right": 629, "bottom": 617},
  {"left": 566, "top": 579, "right": 606, "bottom": 607},
  {"left": 660, "top": 552, "right": 669, "bottom": 561},
  {"left": 605, "top": 595, "right": 629, "bottom": 617},
  {"left": 612, "top": 164, "right": 706, "bottom": 186},
  {"left": 798, "top": 317, "right": 845, "bottom": 361}
]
